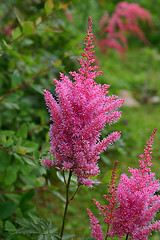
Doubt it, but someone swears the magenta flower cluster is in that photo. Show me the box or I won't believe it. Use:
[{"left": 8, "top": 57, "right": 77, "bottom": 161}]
[
  {"left": 88, "top": 129, "right": 160, "bottom": 239},
  {"left": 41, "top": 17, "right": 123, "bottom": 187}
]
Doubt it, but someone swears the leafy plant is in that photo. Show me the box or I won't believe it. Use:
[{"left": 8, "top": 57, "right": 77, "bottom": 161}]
[{"left": 7, "top": 215, "right": 60, "bottom": 240}]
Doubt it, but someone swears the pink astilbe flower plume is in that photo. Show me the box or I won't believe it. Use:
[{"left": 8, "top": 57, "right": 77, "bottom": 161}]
[
  {"left": 42, "top": 17, "right": 123, "bottom": 187},
  {"left": 99, "top": 2, "right": 152, "bottom": 55},
  {"left": 88, "top": 130, "right": 160, "bottom": 239},
  {"left": 110, "top": 128, "right": 160, "bottom": 239}
]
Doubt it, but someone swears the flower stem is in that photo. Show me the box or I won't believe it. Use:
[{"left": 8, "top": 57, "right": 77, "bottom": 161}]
[
  {"left": 126, "top": 233, "right": 129, "bottom": 240},
  {"left": 105, "top": 224, "right": 110, "bottom": 240},
  {"left": 60, "top": 170, "right": 72, "bottom": 239}
]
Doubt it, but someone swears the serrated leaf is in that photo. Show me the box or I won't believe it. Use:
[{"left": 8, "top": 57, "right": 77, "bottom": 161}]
[
  {"left": 15, "top": 218, "right": 31, "bottom": 227},
  {"left": 45, "top": 0, "right": 54, "bottom": 15},
  {"left": 17, "top": 123, "right": 28, "bottom": 139},
  {"left": 31, "top": 223, "right": 43, "bottom": 233},
  {"left": 13, "top": 227, "right": 38, "bottom": 234},
  {"left": 14, "top": 7, "right": 24, "bottom": 25},
  {"left": 22, "top": 21, "right": 35, "bottom": 35},
  {"left": 36, "top": 218, "right": 48, "bottom": 228}
]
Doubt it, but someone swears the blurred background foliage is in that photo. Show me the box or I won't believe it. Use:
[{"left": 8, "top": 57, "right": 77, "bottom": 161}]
[{"left": 0, "top": 0, "right": 160, "bottom": 239}]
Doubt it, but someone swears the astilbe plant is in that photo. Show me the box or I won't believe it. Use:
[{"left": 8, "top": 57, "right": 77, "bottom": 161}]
[
  {"left": 88, "top": 129, "right": 160, "bottom": 239},
  {"left": 99, "top": 1, "right": 152, "bottom": 55},
  {"left": 42, "top": 17, "right": 123, "bottom": 187},
  {"left": 41, "top": 16, "right": 123, "bottom": 238}
]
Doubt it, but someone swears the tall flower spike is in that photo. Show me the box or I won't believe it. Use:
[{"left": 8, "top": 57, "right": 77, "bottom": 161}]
[
  {"left": 42, "top": 17, "right": 124, "bottom": 187},
  {"left": 89, "top": 161, "right": 119, "bottom": 239},
  {"left": 110, "top": 129, "right": 160, "bottom": 239}
]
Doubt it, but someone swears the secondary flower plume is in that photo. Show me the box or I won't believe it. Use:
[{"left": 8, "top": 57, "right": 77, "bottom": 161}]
[
  {"left": 42, "top": 17, "right": 123, "bottom": 187},
  {"left": 111, "top": 128, "right": 160, "bottom": 239},
  {"left": 88, "top": 129, "right": 160, "bottom": 239}
]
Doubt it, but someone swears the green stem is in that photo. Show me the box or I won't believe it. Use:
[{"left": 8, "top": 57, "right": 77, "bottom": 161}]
[
  {"left": 69, "top": 184, "right": 80, "bottom": 202},
  {"left": 60, "top": 170, "right": 72, "bottom": 239},
  {"left": 126, "top": 233, "right": 129, "bottom": 240},
  {"left": 104, "top": 224, "right": 110, "bottom": 240}
]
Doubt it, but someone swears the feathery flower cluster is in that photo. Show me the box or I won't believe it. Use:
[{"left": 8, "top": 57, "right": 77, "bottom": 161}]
[
  {"left": 111, "top": 128, "right": 160, "bottom": 239},
  {"left": 42, "top": 17, "right": 123, "bottom": 187},
  {"left": 99, "top": 1, "right": 152, "bottom": 54},
  {"left": 88, "top": 129, "right": 160, "bottom": 239}
]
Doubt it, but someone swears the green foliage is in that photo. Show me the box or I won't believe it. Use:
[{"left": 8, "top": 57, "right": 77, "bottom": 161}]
[{"left": 8, "top": 215, "right": 60, "bottom": 240}]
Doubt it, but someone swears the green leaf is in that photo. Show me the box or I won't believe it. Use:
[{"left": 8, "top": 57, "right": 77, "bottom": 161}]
[
  {"left": 23, "top": 141, "right": 39, "bottom": 152},
  {"left": 0, "top": 220, "right": 3, "bottom": 229},
  {"left": 14, "top": 7, "right": 24, "bottom": 25},
  {"left": 2, "top": 39, "right": 12, "bottom": 51},
  {"left": 22, "top": 21, "right": 35, "bottom": 35},
  {"left": 12, "top": 27, "right": 22, "bottom": 39},
  {"left": 42, "top": 27, "right": 62, "bottom": 33},
  {"left": 22, "top": 156, "right": 36, "bottom": 166},
  {"left": 35, "top": 17, "right": 42, "bottom": 26},
  {"left": 102, "top": 170, "right": 112, "bottom": 184},
  {"left": 1, "top": 135, "right": 6, "bottom": 145},
  {"left": 5, "top": 220, "right": 16, "bottom": 231},
  {"left": 11, "top": 70, "right": 21, "bottom": 87},
  {"left": 36, "top": 177, "right": 46, "bottom": 187},
  {"left": 3, "top": 102, "right": 19, "bottom": 110},
  {"left": 5, "top": 166, "right": 17, "bottom": 185},
  {"left": 0, "top": 201, "right": 16, "bottom": 220},
  {"left": 45, "top": 0, "right": 54, "bottom": 15},
  {"left": 16, "top": 146, "right": 28, "bottom": 155},
  {"left": 4, "top": 138, "right": 14, "bottom": 147},
  {"left": 17, "top": 123, "right": 28, "bottom": 139},
  {"left": 62, "top": 234, "right": 75, "bottom": 239},
  {"left": 33, "top": 150, "right": 40, "bottom": 162}
]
